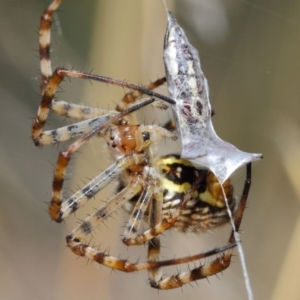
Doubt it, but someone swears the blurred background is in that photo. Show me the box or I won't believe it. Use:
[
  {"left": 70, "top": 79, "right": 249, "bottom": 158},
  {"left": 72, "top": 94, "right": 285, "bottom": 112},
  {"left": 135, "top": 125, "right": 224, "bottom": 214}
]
[{"left": 1, "top": 0, "right": 300, "bottom": 299}]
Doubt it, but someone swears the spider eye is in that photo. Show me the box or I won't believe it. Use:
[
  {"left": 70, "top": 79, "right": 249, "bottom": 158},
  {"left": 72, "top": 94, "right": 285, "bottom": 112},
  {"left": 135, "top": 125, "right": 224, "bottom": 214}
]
[{"left": 142, "top": 131, "right": 150, "bottom": 141}]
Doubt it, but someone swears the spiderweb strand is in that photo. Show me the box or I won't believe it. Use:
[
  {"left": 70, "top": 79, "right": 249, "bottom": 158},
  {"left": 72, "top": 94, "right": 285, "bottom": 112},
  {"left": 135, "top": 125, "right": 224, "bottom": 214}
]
[{"left": 221, "top": 184, "right": 253, "bottom": 300}]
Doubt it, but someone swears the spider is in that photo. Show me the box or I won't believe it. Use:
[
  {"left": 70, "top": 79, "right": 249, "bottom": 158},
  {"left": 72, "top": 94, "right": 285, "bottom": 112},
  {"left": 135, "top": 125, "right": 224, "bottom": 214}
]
[{"left": 32, "top": 0, "right": 254, "bottom": 290}]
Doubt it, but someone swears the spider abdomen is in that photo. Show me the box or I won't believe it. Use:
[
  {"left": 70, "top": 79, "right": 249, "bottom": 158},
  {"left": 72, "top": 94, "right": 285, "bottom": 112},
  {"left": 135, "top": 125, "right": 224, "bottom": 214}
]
[{"left": 158, "top": 155, "right": 235, "bottom": 232}]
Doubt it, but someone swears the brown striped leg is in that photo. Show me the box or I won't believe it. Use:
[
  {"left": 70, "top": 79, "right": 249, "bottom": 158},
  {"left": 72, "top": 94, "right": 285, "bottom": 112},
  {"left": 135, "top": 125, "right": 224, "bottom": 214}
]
[
  {"left": 67, "top": 177, "right": 144, "bottom": 242},
  {"left": 37, "top": 114, "right": 116, "bottom": 145},
  {"left": 39, "top": 0, "right": 62, "bottom": 93},
  {"left": 53, "top": 157, "right": 143, "bottom": 221},
  {"left": 66, "top": 233, "right": 236, "bottom": 276}
]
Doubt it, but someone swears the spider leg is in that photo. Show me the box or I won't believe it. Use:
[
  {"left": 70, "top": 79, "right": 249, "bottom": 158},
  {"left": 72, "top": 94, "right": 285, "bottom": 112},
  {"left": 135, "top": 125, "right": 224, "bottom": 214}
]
[
  {"left": 117, "top": 77, "right": 167, "bottom": 111},
  {"left": 52, "top": 68, "right": 174, "bottom": 104},
  {"left": 39, "top": 0, "right": 62, "bottom": 93},
  {"left": 147, "top": 190, "right": 164, "bottom": 286},
  {"left": 38, "top": 114, "right": 116, "bottom": 145},
  {"left": 50, "top": 152, "right": 145, "bottom": 221},
  {"left": 51, "top": 100, "right": 117, "bottom": 120},
  {"left": 228, "top": 163, "right": 252, "bottom": 243},
  {"left": 52, "top": 77, "right": 168, "bottom": 125},
  {"left": 122, "top": 180, "right": 155, "bottom": 242},
  {"left": 67, "top": 176, "right": 145, "bottom": 242},
  {"left": 66, "top": 241, "right": 235, "bottom": 274},
  {"left": 66, "top": 228, "right": 236, "bottom": 276}
]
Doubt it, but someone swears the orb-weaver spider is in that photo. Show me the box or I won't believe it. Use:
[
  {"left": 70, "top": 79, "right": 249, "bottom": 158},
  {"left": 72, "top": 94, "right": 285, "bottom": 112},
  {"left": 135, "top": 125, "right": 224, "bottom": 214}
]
[{"left": 31, "top": 0, "right": 259, "bottom": 290}]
